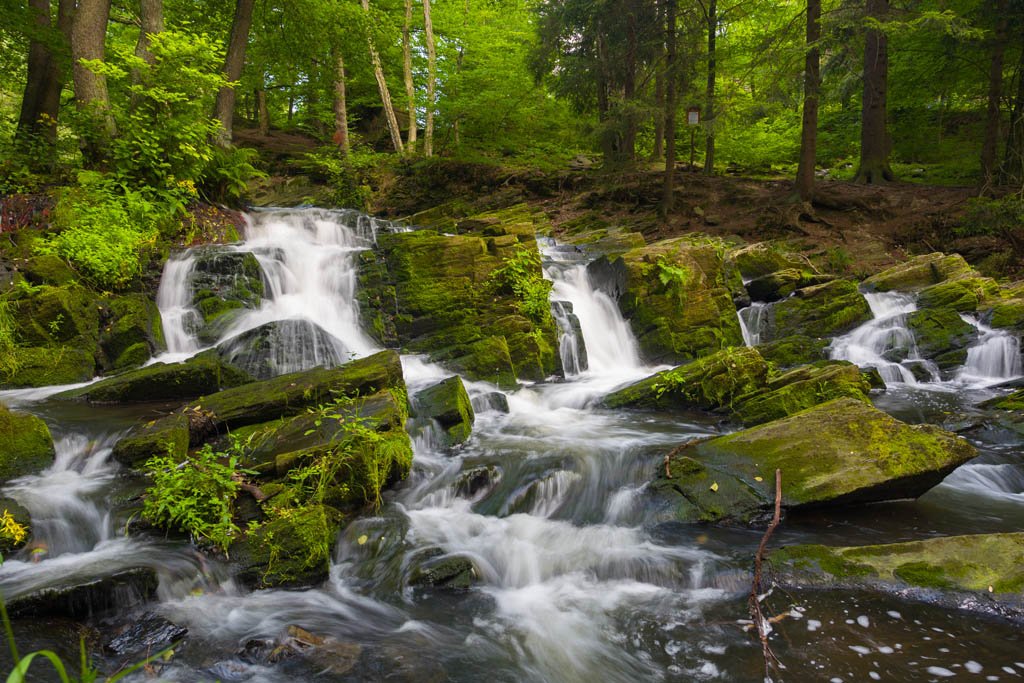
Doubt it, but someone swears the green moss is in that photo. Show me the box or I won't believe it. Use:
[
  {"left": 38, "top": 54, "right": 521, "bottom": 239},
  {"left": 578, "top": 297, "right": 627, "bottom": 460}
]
[
  {"left": 236, "top": 504, "right": 344, "bottom": 588},
  {"left": 862, "top": 253, "right": 975, "bottom": 292},
  {"left": 110, "top": 412, "right": 190, "bottom": 467},
  {"left": 0, "top": 403, "right": 55, "bottom": 482},
  {"left": 906, "top": 307, "right": 978, "bottom": 368},
  {"left": 766, "top": 280, "right": 872, "bottom": 341},
  {"left": 745, "top": 269, "right": 832, "bottom": 302},
  {"left": 9, "top": 284, "right": 99, "bottom": 348},
  {"left": 2, "top": 346, "right": 96, "bottom": 388},
  {"left": 99, "top": 293, "right": 165, "bottom": 371},
  {"left": 917, "top": 277, "right": 999, "bottom": 312},
  {"left": 893, "top": 561, "right": 956, "bottom": 589},
  {"left": 734, "top": 361, "right": 871, "bottom": 426},
  {"left": 414, "top": 376, "right": 475, "bottom": 447},
  {"left": 770, "top": 544, "right": 874, "bottom": 580},
  {"left": 756, "top": 335, "right": 829, "bottom": 369},
  {"left": 988, "top": 297, "right": 1024, "bottom": 332},
  {"left": 727, "top": 242, "right": 810, "bottom": 280}
]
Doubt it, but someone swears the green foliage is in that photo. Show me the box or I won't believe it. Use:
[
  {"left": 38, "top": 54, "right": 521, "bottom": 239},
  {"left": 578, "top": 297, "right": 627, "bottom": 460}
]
[
  {"left": 300, "top": 147, "right": 394, "bottom": 210},
  {"left": 825, "top": 247, "right": 854, "bottom": 274},
  {"left": 487, "top": 244, "right": 554, "bottom": 325},
  {"left": 0, "top": 301, "right": 19, "bottom": 380},
  {"left": 142, "top": 437, "right": 253, "bottom": 554},
  {"left": 655, "top": 257, "right": 694, "bottom": 300},
  {"left": 957, "top": 196, "right": 1024, "bottom": 238},
  {"left": 198, "top": 146, "right": 266, "bottom": 203}
]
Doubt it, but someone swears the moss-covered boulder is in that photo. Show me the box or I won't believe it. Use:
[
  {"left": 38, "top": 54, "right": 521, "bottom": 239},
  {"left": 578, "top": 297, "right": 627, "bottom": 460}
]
[
  {"left": 604, "top": 346, "right": 768, "bottom": 411},
  {"left": 414, "top": 376, "right": 475, "bottom": 447},
  {"left": 98, "top": 294, "right": 165, "bottom": 371},
  {"left": 231, "top": 504, "right": 345, "bottom": 588},
  {"left": 733, "top": 361, "right": 872, "bottom": 426},
  {"left": 756, "top": 335, "right": 829, "bottom": 369},
  {"left": 651, "top": 398, "right": 976, "bottom": 524},
  {"left": 771, "top": 533, "right": 1024, "bottom": 598},
  {"left": 2, "top": 346, "right": 96, "bottom": 388},
  {"left": 0, "top": 403, "right": 55, "bottom": 482},
  {"left": 988, "top": 295, "right": 1024, "bottom": 332},
  {"left": 745, "top": 269, "right": 833, "bottom": 303},
  {"left": 8, "top": 284, "right": 99, "bottom": 348},
  {"left": 862, "top": 253, "right": 975, "bottom": 293},
  {"left": 20, "top": 254, "right": 77, "bottom": 287},
  {"left": 590, "top": 237, "right": 744, "bottom": 364},
  {"left": 726, "top": 242, "right": 811, "bottom": 281},
  {"left": 55, "top": 351, "right": 253, "bottom": 404},
  {"left": 906, "top": 308, "right": 979, "bottom": 369},
  {"left": 917, "top": 276, "right": 999, "bottom": 313},
  {"left": 110, "top": 411, "right": 192, "bottom": 467},
  {"left": 188, "top": 248, "right": 264, "bottom": 343},
  {"left": 216, "top": 319, "right": 347, "bottom": 380},
  {"left": 357, "top": 206, "right": 560, "bottom": 387},
  {"left": 760, "top": 280, "right": 871, "bottom": 343}
]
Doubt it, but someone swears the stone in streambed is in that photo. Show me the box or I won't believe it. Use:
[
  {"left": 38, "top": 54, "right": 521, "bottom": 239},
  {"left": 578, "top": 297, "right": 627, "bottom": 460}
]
[
  {"left": 0, "top": 403, "right": 55, "bottom": 482},
  {"left": 651, "top": 398, "right": 976, "bottom": 524},
  {"left": 917, "top": 276, "right": 999, "bottom": 313},
  {"left": 759, "top": 279, "right": 872, "bottom": 343},
  {"left": 906, "top": 307, "right": 979, "bottom": 369},
  {"left": 732, "top": 360, "right": 872, "bottom": 426},
  {"left": 745, "top": 268, "right": 833, "bottom": 303},
  {"left": 861, "top": 252, "right": 976, "bottom": 293},
  {"left": 413, "top": 376, "right": 475, "bottom": 447},
  {"left": 755, "top": 334, "right": 829, "bottom": 369},
  {"left": 97, "top": 293, "right": 165, "bottom": 371},
  {"left": 216, "top": 319, "right": 349, "bottom": 380},
  {"left": 727, "top": 242, "right": 813, "bottom": 281},
  {"left": 188, "top": 247, "right": 264, "bottom": 343}
]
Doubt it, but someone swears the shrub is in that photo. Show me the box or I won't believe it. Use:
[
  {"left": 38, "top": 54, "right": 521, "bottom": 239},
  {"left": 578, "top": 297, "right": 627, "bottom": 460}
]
[
  {"left": 488, "top": 244, "right": 554, "bottom": 325},
  {"left": 299, "top": 147, "right": 395, "bottom": 210}
]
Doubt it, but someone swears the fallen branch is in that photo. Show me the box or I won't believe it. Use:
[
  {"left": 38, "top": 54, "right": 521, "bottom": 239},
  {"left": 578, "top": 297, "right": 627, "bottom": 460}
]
[{"left": 749, "top": 468, "right": 783, "bottom": 680}]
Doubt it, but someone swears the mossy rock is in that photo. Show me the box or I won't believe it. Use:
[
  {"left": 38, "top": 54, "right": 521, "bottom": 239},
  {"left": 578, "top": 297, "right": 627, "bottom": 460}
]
[
  {"left": 733, "top": 361, "right": 872, "bottom": 426},
  {"left": 987, "top": 296, "right": 1024, "bottom": 332},
  {"left": 98, "top": 294, "right": 165, "bottom": 371},
  {"left": 414, "top": 376, "right": 475, "bottom": 447},
  {"left": 9, "top": 284, "right": 99, "bottom": 348},
  {"left": 651, "top": 398, "right": 977, "bottom": 524},
  {"left": 756, "top": 335, "right": 830, "bottom": 369},
  {"left": 20, "top": 255, "right": 77, "bottom": 287},
  {"left": 761, "top": 280, "right": 871, "bottom": 343},
  {"left": 409, "top": 551, "right": 479, "bottom": 590},
  {"left": 771, "top": 533, "right": 1024, "bottom": 596},
  {"left": 216, "top": 319, "right": 349, "bottom": 380},
  {"left": 726, "top": 242, "right": 812, "bottom": 281},
  {"left": 862, "top": 253, "right": 975, "bottom": 293},
  {"left": 188, "top": 248, "right": 264, "bottom": 343},
  {"left": 110, "top": 411, "right": 191, "bottom": 467},
  {"left": 2, "top": 346, "right": 96, "bottom": 388},
  {"left": 917, "top": 277, "right": 999, "bottom": 313},
  {"left": 55, "top": 351, "right": 253, "bottom": 404},
  {"left": 0, "top": 403, "right": 55, "bottom": 483},
  {"left": 906, "top": 307, "right": 979, "bottom": 369},
  {"left": 745, "top": 269, "right": 833, "bottom": 303},
  {"left": 605, "top": 346, "right": 768, "bottom": 412},
  {"left": 982, "top": 388, "right": 1024, "bottom": 412},
  {"left": 232, "top": 504, "right": 344, "bottom": 589}
]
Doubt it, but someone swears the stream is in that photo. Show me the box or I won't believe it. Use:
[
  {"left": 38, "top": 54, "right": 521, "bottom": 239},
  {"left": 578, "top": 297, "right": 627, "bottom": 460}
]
[{"left": 2, "top": 208, "right": 1024, "bottom": 682}]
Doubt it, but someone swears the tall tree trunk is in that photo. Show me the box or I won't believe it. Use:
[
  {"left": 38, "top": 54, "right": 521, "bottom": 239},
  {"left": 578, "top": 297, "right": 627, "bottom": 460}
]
[
  {"left": 703, "top": 0, "right": 716, "bottom": 175},
  {"left": 621, "top": 1, "right": 639, "bottom": 163},
  {"left": 650, "top": 0, "right": 665, "bottom": 161},
  {"left": 403, "top": 0, "right": 417, "bottom": 151},
  {"left": 213, "top": 0, "right": 255, "bottom": 146},
  {"left": 1002, "top": 45, "right": 1024, "bottom": 186},
  {"left": 71, "top": 0, "right": 116, "bottom": 165},
  {"left": 854, "top": 0, "right": 894, "bottom": 183},
  {"left": 333, "top": 50, "right": 350, "bottom": 156},
  {"left": 980, "top": 0, "right": 1009, "bottom": 193},
  {"left": 134, "top": 0, "right": 163, "bottom": 64},
  {"left": 423, "top": 0, "right": 437, "bottom": 157},
  {"left": 660, "top": 0, "right": 678, "bottom": 216},
  {"left": 16, "top": 0, "right": 73, "bottom": 162},
  {"left": 795, "top": 0, "right": 821, "bottom": 201},
  {"left": 363, "top": 0, "right": 404, "bottom": 154},
  {"left": 256, "top": 87, "right": 269, "bottom": 136}
]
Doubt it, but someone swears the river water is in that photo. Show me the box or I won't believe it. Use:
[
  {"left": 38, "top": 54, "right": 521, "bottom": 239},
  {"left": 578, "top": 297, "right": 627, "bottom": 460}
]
[{"left": 2, "top": 209, "right": 1023, "bottom": 682}]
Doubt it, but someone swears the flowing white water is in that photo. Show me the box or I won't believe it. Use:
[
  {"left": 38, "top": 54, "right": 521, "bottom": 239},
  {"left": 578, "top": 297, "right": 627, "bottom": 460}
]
[
  {"left": 956, "top": 317, "right": 1022, "bottom": 386},
  {"left": 155, "top": 253, "right": 202, "bottom": 360},
  {"left": 830, "top": 292, "right": 937, "bottom": 385},
  {"left": 737, "top": 302, "right": 768, "bottom": 347}
]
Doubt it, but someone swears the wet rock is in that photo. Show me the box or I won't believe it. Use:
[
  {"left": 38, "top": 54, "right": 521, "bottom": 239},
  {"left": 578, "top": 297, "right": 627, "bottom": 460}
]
[
  {"left": 188, "top": 248, "right": 264, "bottom": 343},
  {"left": 216, "top": 319, "right": 349, "bottom": 380},
  {"left": 20, "top": 254, "right": 77, "bottom": 287},
  {"left": 0, "top": 403, "right": 55, "bottom": 482},
  {"left": 605, "top": 346, "right": 768, "bottom": 412},
  {"left": 551, "top": 300, "right": 588, "bottom": 372},
  {"left": 409, "top": 551, "right": 479, "bottom": 590},
  {"left": 906, "top": 307, "right": 979, "bottom": 369},
  {"left": 454, "top": 465, "right": 500, "bottom": 498},
  {"left": 917, "top": 276, "right": 999, "bottom": 313},
  {"left": 903, "top": 360, "right": 936, "bottom": 383},
  {"left": 2, "top": 346, "right": 96, "bottom": 388},
  {"left": 771, "top": 533, "right": 1024, "bottom": 601},
  {"left": 104, "top": 612, "right": 188, "bottom": 657},
  {"left": 651, "top": 398, "right": 977, "bottom": 524},
  {"left": 413, "top": 376, "right": 475, "bottom": 447},
  {"left": 56, "top": 351, "right": 252, "bottom": 404},
  {"left": 733, "top": 361, "right": 872, "bottom": 426},
  {"left": 727, "top": 242, "right": 812, "bottom": 281},
  {"left": 111, "top": 411, "right": 191, "bottom": 467},
  {"left": 987, "top": 292, "right": 1024, "bottom": 332},
  {"left": 755, "top": 335, "right": 830, "bottom": 369},
  {"left": 745, "top": 268, "right": 833, "bottom": 303},
  {"left": 98, "top": 294, "right": 165, "bottom": 371},
  {"left": 862, "top": 252, "right": 975, "bottom": 293},
  {"left": 9, "top": 283, "right": 99, "bottom": 347},
  {"left": 6, "top": 568, "right": 158, "bottom": 619},
  {"left": 472, "top": 391, "right": 510, "bottom": 414},
  {"left": 760, "top": 279, "right": 872, "bottom": 343},
  {"left": 231, "top": 504, "right": 344, "bottom": 588}
]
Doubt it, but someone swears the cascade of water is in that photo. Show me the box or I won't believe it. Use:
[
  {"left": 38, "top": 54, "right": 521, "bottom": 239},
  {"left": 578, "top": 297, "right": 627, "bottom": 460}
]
[
  {"left": 737, "top": 302, "right": 768, "bottom": 347},
  {"left": 956, "top": 317, "right": 1022, "bottom": 386},
  {"left": 155, "top": 253, "right": 202, "bottom": 358},
  {"left": 550, "top": 300, "right": 586, "bottom": 376},
  {"left": 830, "top": 292, "right": 937, "bottom": 385}
]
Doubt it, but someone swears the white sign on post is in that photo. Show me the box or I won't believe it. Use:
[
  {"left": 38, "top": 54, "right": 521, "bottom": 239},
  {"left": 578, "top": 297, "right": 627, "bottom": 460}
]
[{"left": 687, "top": 108, "right": 700, "bottom": 126}]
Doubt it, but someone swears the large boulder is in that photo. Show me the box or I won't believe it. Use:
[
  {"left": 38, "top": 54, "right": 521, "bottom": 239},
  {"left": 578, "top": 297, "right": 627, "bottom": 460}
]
[
  {"left": 861, "top": 253, "right": 975, "bottom": 293},
  {"left": 588, "top": 237, "right": 744, "bottom": 364},
  {"left": 759, "top": 280, "right": 872, "bottom": 343},
  {"left": 726, "top": 242, "right": 813, "bottom": 281},
  {"left": 651, "top": 398, "right": 976, "bottom": 524},
  {"left": 54, "top": 351, "right": 253, "bottom": 404},
  {"left": 755, "top": 335, "right": 829, "bottom": 369},
  {"left": 2, "top": 346, "right": 96, "bottom": 388},
  {"left": 0, "top": 403, "right": 55, "bottom": 482},
  {"left": 917, "top": 276, "right": 999, "bottom": 313},
  {"left": 413, "top": 376, "right": 475, "bottom": 447},
  {"left": 732, "top": 361, "right": 872, "bottom": 426},
  {"left": 745, "top": 269, "right": 833, "bottom": 303},
  {"left": 906, "top": 308, "right": 979, "bottom": 369},
  {"left": 97, "top": 294, "right": 165, "bottom": 371},
  {"left": 187, "top": 248, "right": 264, "bottom": 343},
  {"left": 216, "top": 319, "right": 348, "bottom": 380},
  {"left": 771, "top": 533, "right": 1024, "bottom": 599}
]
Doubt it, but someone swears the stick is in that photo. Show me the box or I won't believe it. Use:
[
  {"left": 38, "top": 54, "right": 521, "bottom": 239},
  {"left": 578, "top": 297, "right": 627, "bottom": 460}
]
[{"left": 749, "top": 468, "right": 783, "bottom": 679}]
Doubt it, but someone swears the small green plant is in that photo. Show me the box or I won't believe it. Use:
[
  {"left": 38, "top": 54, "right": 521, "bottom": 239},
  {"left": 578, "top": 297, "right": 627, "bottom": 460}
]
[
  {"left": 142, "top": 438, "right": 253, "bottom": 554},
  {"left": 0, "top": 509, "right": 27, "bottom": 547},
  {"left": 300, "top": 147, "right": 394, "bottom": 210},
  {"left": 488, "top": 244, "right": 554, "bottom": 326},
  {"left": 0, "top": 301, "right": 20, "bottom": 380},
  {"left": 825, "top": 246, "right": 854, "bottom": 274},
  {"left": 199, "top": 146, "right": 266, "bottom": 204},
  {"left": 655, "top": 257, "right": 694, "bottom": 300},
  {"left": 957, "top": 196, "right": 1024, "bottom": 243}
]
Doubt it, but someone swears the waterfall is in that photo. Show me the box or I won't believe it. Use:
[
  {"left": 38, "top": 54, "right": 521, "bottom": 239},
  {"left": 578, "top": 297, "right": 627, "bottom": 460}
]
[
  {"left": 830, "top": 292, "right": 936, "bottom": 385},
  {"left": 738, "top": 302, "right": 768, "bottom": 347},
  {"left": 551, "top": 300, "right": 587, "bottom": 376},
  {"left": 155, "top": 253, "right": 201, "bottom": 359},
  {"left": 957, "top": 317, "right": 1022, "bottom": 386}
]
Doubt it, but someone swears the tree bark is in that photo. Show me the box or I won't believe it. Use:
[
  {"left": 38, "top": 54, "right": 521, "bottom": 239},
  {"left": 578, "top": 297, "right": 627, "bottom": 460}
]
[
  {"left": 16, "top": 0, "right": 73, "bottom": 160},
  {"left": 621, "top": 1, "right": 639, "bottom": 164},
  {"left": 71, "top": 0, "right": 117, "bottom": 164},
  {"left": 980, "top": 0, "right": 1009, "bottom": 193},
  {"left": 333, "top": 50, "right": 350, "bottom": 156},
  {"left": 660, "top": 0, "right": 678, "bottom": 216},
  {"left": 213, "top": 0, "right": 255, "bottom": 146},
  {"left": 423, "top": 0, "right": 437, "bottom": 157},
  {"left": 403, "top": 0, "right": 417, "bottom": 151},
  {"left": 795, "top": 0, "right": 821, "bottom": 201},
  {"left": 1002, "top": 45, "right": 1024, "bottom": 186},
  {"left": 363, "top": 0, "right": 404, "bottom": 154},
  {"left": 256, "top": 87, "right": 269, "bottom": 136},
  {"left": 134, "top": 0, "right": 163, "bottom": 64},
  {"left": 649, "top": 0, "right": 666, "bottom": 161},
  {"left": 703, "top": 0, "right": 716, "bottom": 175},
  {"left": 854, "top": 0, "right": 894, "bottom": 184}
]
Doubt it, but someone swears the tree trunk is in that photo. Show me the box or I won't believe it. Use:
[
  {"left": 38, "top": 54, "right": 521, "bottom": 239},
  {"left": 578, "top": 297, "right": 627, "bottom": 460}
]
[
  {"left": 15, "top": 0, "right": 73, "bottom": 161},
  {"left": 621, "top": 1, "right": 638, "bottom": 163},
  {"left": 660, "top": 0, "right": 678, "bottom": 216},
  {"left": 1002, "top": 45, "right": 1024, "bottom": 186},
  {"left": 256, "top": 88, "right": 269, "bottom": 136},
  {"left": 854, "top": 0, "right": 894, "bottom": 183},
  {"left": 980, "top": 0, "right": 1009, "bottom": 193},
  {"left": 649, "top": 0, "right": 665, "bottom": 161},
  {"left": 71, "top": 0, "right": 116, "bottom": 165},
  {"left": 333, "top": 50, "right": 350, "bottom": 156},
  {"left": 795, "top": 0, "right": 821, "bottom": 201},
  {"left": 134, "top": 0, "right": 163, "bottom": 64},
  {"left": 403, "top": 0, "right": 417, "bottom": 151},
  {"left": 213, "top": 0, "right": 255, "bottom": 146},
  {"left": 363, "top": 0, "right": 404, "bottom": 154},
  {"left": 423, "top": 0, "right": 437, "bottom": 157},
  {"left": 703, "top": 0, "right": 716, "bottom": 175}
]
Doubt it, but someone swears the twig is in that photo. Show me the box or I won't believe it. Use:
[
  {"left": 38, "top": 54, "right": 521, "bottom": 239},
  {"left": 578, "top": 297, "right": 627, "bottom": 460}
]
[{"left": 749, "top": 468, "right": 783, "bottom": 680}]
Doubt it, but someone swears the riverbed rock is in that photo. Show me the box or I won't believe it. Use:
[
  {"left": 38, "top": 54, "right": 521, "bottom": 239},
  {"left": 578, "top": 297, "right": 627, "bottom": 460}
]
[
  {"left": 103, "top": 612, "right": 188, "bottom": 658},
  {"left": 357, "top": 207, "right": 560, "bottom": 387},
  {"left": 6, "top": 567, "right": 158, "bottom": 618},
  {"left": 759, "top": 279, "right": 872, "bottom": 343},
  {"left": 745, "top": 268, "right": 833, "bottom": 303},
  {"left": 917, "top": 276, "right": 1000, "bottom": 313},
  {"left": 408, "top": 550, "right": 479, "bottom": 590},
  {"left": 732, "top": 361, "right": 872, "bottom": 426},
  {"left": 55, "top": 351, "right": 253, "bottom": 404},
  {"left": 755, "top": 335, "right": 830, "bottom": 369},
  {"left": 862, "top": 253, "right": 976, "bottom": 292},
  {"left": 588, "top": 236, "right": 744, "bottom": 364},
  {"left": 2, "top": 346, "right": 96, "bottom": 388},
  {"left": 413, "top": 376, "right": 475, "bottom": 447},
  {"left": 906, "top": 307, "right": 979, "bottom": 369},
  {"left": 770, "top": 533, "right": 1024, "bottom": 600},
  {"left": 604, "top": 346, "right": 768, "bottom": 412},
  {"left": 188, "top": 247, "right": 264, "bottom": 343},
  {"left": 651, "top": 398, "right": 977, "bottom": 524},
  {"left": 232, "top": 504, "right": 345, "bottom": 588},
  {"left": 727, "top": 242, "right": 813, "bottom": 281},
  {"left": 97, "top": 294, "right": 165, "bottom": 371},
  {"left": 0, "top": 403, "right": 55, "bottom": 482},
  {"left": 216, "top": 319, "right": 348, "bottom": 380}
]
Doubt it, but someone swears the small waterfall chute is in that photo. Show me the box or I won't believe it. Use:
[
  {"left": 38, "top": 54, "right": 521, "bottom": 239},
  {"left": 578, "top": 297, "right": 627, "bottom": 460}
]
[
  {"left": 738, "top": 302, "right": 769, "bottom": 347},
  {"left": 956, "top": 317, "right": 1022, "bottom": 386}
]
